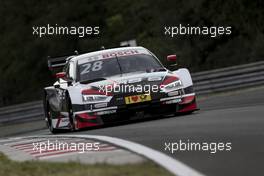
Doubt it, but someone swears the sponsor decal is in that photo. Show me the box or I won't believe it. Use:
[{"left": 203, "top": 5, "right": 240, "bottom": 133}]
[
  {"left": 125, "top": 94, "right": 151, "bottom": 104},
  {"left": 78, "top": 49, "right": 150, "bottom": 64}
]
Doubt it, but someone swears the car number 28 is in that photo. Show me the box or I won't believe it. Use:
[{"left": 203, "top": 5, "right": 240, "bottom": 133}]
[{"left": 80, "top": 61, "right": 103, "bottom": 74}]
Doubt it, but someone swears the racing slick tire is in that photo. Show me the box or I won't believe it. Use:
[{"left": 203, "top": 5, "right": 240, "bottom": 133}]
[
  {"left": 66, "top": 93, "right": 76, "bottom": 131},
  {"left": 45, "top": 100, "right": 61, "bottom": 134}
]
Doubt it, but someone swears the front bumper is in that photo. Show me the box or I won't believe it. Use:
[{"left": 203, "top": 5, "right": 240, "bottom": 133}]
[{"left": 73, "top": 93, "right": 197, "bottom": 129}]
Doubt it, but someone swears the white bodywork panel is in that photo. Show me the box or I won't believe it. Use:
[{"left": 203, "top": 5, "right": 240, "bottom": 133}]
[{"left": 173, "top": 68, "right": 193, "bottom": 88}]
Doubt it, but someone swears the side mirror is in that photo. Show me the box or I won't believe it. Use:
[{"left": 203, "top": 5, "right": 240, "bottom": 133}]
[
  {"left": 55, "top": 72, "right": 66, "bottom": 79},
  {"left": 167, "top": 55, "right": 177, "bottom": 62}
]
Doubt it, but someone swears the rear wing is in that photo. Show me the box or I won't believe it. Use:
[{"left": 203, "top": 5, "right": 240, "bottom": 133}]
[
  {"left": 47, "top": 56, "right": 69, "bottom": 70},
  {"left": 47, "top": 51, "right": 78, "bottom": 73}
]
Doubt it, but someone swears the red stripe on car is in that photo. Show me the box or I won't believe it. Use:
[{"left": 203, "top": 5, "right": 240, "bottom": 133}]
[{"left": 161, "top": 76, "right": 179, "bottom": 86}]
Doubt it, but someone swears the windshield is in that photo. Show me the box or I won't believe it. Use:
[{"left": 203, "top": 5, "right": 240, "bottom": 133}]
[{"left": 77, "top": 54, "right": 163, "bottom": 82}]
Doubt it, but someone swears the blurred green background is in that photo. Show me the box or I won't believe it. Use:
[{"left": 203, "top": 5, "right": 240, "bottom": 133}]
[{"left": 0, "top": 0, "right": 263, "bottom": 106}]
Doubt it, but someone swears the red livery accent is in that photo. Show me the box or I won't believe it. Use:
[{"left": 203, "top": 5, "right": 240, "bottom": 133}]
[
  {"left": 75, "top": 113, "right": 101, "bottom": 129},
  {"left": 167, "top": 55, "right": 177, "bottom": 62},
  {"left": 77, "top": 113, "right": 97, "bottom": 120},
  {"left": 180, "top": 95, "right": 195, "bottom": 104},
  {"left": 76, "top": 121, "right": 99, "bottom": 129},
  {"left": 161, "top": 76, "right": 179, "bottom": 86},
  {"left": 55, "top": 114, "right": 66, "bottom": 128},
  {"left": 82, "top": 89, "right": 106, "bottom": 95},
  {"left": 178, "top": 100, "right": 197, "bottom": 113},
  {"left": 55, "top": 72, "right": 66, "bottom": 79},
  {"left": 81, "top": 89, "right": 112, "bottom": 96}
]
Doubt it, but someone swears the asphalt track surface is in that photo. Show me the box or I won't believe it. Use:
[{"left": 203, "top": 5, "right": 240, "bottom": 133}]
[{"left": 14, "top": 87, "right": 264, "bottom": 176}]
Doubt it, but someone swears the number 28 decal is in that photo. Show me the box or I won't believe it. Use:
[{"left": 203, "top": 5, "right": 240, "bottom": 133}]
[{"left": 80, "top": 61, "right": 103, "bottom": 75}]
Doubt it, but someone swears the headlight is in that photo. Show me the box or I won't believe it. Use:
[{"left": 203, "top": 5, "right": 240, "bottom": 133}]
[
  {"left": 161, "top": 80, "right": 182, "bottom": 92},
  {"left": 82, "top": 95, "right": 108, "bottom": 102}
]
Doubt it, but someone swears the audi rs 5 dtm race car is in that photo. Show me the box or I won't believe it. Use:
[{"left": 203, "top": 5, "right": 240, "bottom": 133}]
[{"left": 43, "top": 47, "right": 198, "bottom": 133}]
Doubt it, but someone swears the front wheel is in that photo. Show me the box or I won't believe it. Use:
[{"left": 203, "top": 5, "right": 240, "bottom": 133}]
[
  {"left": 46, "top": 101, "right": 60, "bottom": 134},
  {"left": 66, "top": 94, "right": 76, "bottom": 131}
]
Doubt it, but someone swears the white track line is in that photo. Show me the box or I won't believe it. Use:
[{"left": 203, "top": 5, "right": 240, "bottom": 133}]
[
  {"left": 74, "top": 135, "right": 205, "bottom": 176},
  {"left": 10, "top": 135, "right": 205, "bottom": 176}
]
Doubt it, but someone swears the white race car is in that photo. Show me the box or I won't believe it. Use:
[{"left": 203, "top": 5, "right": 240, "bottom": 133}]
[{"left": 43, "top": 47, "right": 198, "bottom": 133}]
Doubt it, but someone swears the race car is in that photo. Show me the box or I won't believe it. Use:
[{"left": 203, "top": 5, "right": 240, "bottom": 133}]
[{"left": 43, "top": 46, "right": 198, "bottom": 133}]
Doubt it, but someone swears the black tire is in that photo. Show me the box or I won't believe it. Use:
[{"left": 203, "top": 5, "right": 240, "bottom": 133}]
[
  {"left": 46, "top": 101, "right": 60, "bottom": 134},
  {"left": 66, "top": 93, "right": 76, "bottom": 131}
]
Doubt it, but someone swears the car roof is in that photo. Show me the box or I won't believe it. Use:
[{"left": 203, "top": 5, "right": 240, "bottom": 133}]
[{"left": 70, "top": 46, "right": 149, "bottom": 62}]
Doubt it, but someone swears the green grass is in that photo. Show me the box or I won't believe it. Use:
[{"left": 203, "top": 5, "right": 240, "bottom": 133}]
[{"left": 0, "top": 153, "right": 173, "bottom": 176}]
